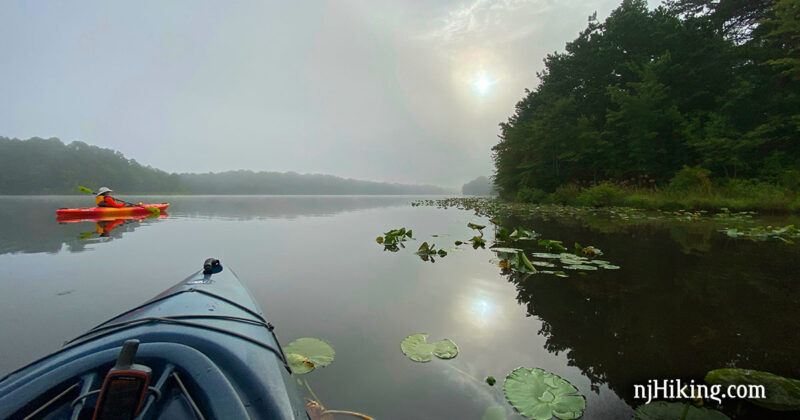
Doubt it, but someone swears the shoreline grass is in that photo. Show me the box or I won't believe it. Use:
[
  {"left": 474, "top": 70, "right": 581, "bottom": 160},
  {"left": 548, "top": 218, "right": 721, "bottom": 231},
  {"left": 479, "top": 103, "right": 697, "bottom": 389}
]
[{"left": 515, "top": 182, "right": 800, "bottom": 214}]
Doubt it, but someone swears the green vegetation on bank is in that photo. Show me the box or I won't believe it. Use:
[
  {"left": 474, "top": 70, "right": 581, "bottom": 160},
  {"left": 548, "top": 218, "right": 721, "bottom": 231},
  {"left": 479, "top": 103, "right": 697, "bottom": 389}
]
[
  {"left": 492, "top": 0, "right": 799, "bottom": 212},
  {"left": 0, "top": 136, "right": 448, "bottom": 195},
  {"left": 517, "top": 166, "right": 800, "bottom": 212}
]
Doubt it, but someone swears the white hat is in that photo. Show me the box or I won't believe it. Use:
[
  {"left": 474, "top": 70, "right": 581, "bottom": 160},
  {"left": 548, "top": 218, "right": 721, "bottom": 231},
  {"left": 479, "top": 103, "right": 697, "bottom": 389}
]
[{"left": 96, "top": 187, "right": 113, "bottom": 196}]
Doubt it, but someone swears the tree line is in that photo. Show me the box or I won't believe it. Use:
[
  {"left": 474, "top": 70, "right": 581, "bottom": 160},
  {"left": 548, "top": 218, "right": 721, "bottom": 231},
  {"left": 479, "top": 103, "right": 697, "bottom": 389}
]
[
  {"left": 0, "top": 136, "right": 447, "bottom": 195},
  {"left": 492, "top": 0, "right": 799, "bottom": 198},
  {"left": 462, "top": 176, "right": 497, "bottom": 196}
]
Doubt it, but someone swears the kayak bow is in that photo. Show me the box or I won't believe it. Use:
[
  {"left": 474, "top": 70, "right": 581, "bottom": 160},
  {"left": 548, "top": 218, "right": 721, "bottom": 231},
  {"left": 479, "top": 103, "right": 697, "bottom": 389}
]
[{"left": 0, "top": 259, "right": 308, "bottom": 419}]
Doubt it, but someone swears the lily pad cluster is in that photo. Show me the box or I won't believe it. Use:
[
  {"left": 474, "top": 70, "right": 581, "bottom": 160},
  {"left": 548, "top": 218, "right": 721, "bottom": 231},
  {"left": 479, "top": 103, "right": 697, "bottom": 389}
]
[
  {"left": 400, "top": 333, "right": 458, "bottom": 362},
  {"left": 284, "top": 338, "right": 335, "bottom": 374},
  {"left": 411, "top": 198, "right": 798, "bottom": 247},
  {"left": 398, "top": 332, "right": 587, "bottom": 419},
  {"left": 720, "top": 224, "right": 799, "bottom": 243},
  {"left": 502, "top": 227, "right": 538, "bottom": 241},
  {"left": 491, "top": 248, "right": 538, "bottom": 274},
  {"left": 376, "top": 227, "right": 413, "bottom": 252},
  {"left": 537, "top": 239, "right": 567, "bottom": 253},
  {"left": 416, "top": 242, "right": 447, "bottom": 262}
]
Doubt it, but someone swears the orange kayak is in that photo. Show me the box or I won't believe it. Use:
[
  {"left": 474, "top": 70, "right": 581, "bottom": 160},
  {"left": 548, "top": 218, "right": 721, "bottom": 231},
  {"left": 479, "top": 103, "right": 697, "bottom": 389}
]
[{"left": 55, "top": 203, "right": 169, "bottom": 220}]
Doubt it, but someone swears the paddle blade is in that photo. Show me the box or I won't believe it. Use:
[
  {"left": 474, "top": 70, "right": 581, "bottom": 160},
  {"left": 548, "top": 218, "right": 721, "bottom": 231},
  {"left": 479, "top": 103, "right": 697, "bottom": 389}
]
[
  {"left": 78, "top": 186, "right": 94, "bottom": 195},
  {"left": 147, "top": 207, "right": 160, "bottom": 215},
  {"left": 77, "top": 231, "right": 96, "bottom": 240}
]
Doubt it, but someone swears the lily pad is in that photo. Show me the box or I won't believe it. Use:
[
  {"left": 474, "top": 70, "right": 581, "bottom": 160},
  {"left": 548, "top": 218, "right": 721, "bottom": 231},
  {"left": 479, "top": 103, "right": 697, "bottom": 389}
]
[
  {"left": 401, "top": 333, "right": 458, "bottom": 362},
  {"left": 504, "top": 367, "right": 585, "bottom": 420},
  {"left": 531, "top": 253, "right": 564, "bottom": 259},
  {"left": 284, "top": 338, "right": 335, "bottom": 374},
  {"left": 510, "top": 227, "right": 538, "bottom": 240},
  {"left": 491, "top": 247, "right": 523, "bottom": 253},
  {"left": 574, "top": 242, "right": 603, "bottom": 257},
  {"left": 634, "top": 402, "right": 730, "bottom": 420},
  {"left": 531, "top": 261, "right": 556, "bottom": 268},
  {"left": 286, "top": 353, "right": 316, "bottom": 374},
  {"left": 538, "top": 239, "right": 567, "bottom": 253},
  {"left": 562, "top": 264, "right": 598, "bottom": 271},
  {"left": 598, "top": 264, "right": 620, "bottom": 270},
  {"left": 515, "top": 252, "right": 538, "bottom": 274},
  {"left": 468, "top": 222, "right": 487, "bottom": 231},
  {"left": 705, "top": 368, "right": 800, "bottom": 411}
]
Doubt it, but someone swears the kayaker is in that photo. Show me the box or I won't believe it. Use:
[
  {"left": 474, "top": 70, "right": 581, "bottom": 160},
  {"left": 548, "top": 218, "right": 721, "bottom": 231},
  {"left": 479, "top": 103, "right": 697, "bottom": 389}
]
[{"left": 95, "top": 187, "right": 129, "bottom": 208}]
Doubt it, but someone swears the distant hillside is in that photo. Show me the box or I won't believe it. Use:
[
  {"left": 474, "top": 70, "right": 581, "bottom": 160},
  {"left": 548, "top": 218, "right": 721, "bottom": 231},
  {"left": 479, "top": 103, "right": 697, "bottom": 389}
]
[
  {"left": 179, "top": 171, "right": 446, "bottom": 195},
  {"left": 462, "top": 176, "right": 496, "bottom": 196},
  {"left": 0, "top": 136, "right": 447, "bottom": 195},
  {"left": 0, "top": 136, "right": 183, "bottom": 194}
]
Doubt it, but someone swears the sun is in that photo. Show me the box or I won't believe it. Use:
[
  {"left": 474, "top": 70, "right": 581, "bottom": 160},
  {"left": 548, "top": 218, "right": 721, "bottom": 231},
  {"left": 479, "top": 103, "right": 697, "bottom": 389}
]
[{"left": 473, "top": 75, "right": 493, "bottom": 94}]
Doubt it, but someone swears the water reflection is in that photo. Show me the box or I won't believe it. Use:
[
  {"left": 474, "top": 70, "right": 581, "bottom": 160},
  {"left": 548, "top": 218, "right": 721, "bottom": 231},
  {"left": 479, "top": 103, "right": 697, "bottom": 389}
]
[
  {"left": 498, "top": 215, "right": 800, "bottom": 410},
  {"left": 0, "top": 195, "right": 416, "bottom": 255}
]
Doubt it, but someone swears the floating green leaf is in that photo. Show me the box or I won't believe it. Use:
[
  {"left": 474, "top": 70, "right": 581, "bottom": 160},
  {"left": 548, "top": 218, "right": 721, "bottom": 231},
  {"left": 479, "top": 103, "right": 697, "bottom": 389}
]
[
  {"left": 284, "top": 338, "right": 335, "bottom": 374},
  {"left": 472, "top": 236, "right": 487, "bottom": 249},
  {"left": 377, "top": 227, "right": 413, "bottom": 252},
  {"left": 531, "top": 253, "right": 565, "bottom": 259},
  {"left": 504, "top": 367, "right": 585, "bottom": 420},
  {"left": 491, "top": 247, "right": 523, "bottom": 253},
  {"left": 515, "top": 252, "right": 537, "bottom": 274},
  {"left": 286, "top": 353, "right": 315, "bottom": 374},
  {"left": 510, "top": 227, "right": 538, "bottom": 240},
  {"left": 486, "top": 376, "right": 497, "bottom": 386},
  {"left": 531, "top": 260, "right": 556, "bottom": 268},
  {"left": 574, "top": 242, "right": 603, "bottom": 257},
  {"left": 401, "top": 333, "right": 458, "bottom": 362},
  {"left": 598, "top": 264, "right": 620, "bottom": 270},
  {"left": 538, "top": 239, "right": 567, "bottom": 253},
  {"left": 562, "top": 264, "right": 598, "bottom": 271},
  {"left": 705, "top": 368, "right": 800, "bottom": 411},
  {"left": 633, "top": 402, "right": 730, "bottom": 420},
  {"left": 416, "top": 242, "right": 446, "bottom": 262},
  {"left": 496, "top": 228, "right": 510, "bottom": 242},
  {"left": 468, "top": 222, "right": 487, "bottom": 231}
]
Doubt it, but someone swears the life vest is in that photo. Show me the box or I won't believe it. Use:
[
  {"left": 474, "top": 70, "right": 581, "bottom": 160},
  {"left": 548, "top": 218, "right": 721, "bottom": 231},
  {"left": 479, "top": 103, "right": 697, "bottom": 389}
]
[{"left": 96, "top": 195, "right": 126, "bottom": 208}]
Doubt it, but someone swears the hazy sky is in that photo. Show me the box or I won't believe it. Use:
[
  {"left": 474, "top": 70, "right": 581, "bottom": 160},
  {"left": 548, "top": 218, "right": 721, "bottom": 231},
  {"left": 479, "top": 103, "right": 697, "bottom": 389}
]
[{"left": 0, "top": 0, "right": 659, "bottom": 187}]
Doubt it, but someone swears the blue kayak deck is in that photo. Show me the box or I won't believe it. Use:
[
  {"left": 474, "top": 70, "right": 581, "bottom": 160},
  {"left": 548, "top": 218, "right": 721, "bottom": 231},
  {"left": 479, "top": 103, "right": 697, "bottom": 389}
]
[{"left": 0, "top": 262, "right": 309, "bottom": 419}]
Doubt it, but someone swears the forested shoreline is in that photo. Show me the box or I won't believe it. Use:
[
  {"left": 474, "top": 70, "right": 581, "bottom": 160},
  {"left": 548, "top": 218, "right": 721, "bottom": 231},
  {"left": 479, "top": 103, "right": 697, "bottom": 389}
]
[
  {"left": 0, "top": 136, "right": 448, "bottom": 195},
  {"left": 492, "top": 0, "right": 799, "bottom": 211}
]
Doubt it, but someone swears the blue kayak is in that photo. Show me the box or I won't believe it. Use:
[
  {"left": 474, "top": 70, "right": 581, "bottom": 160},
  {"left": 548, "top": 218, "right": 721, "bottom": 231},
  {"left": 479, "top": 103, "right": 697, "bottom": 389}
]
[{"left": 0, "top": 259, "right": 308, "bottom": 419}]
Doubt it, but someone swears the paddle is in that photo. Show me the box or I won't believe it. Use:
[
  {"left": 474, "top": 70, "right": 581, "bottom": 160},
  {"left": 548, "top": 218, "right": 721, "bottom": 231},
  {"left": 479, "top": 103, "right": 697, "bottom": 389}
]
[{"left": 77, "top": 186, "right": 160, "bottom": 214}]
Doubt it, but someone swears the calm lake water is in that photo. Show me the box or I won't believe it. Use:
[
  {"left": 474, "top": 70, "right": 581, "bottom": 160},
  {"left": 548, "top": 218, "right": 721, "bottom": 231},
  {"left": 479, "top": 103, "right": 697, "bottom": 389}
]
[{"left": 0, "top": 195, "right": 798, "bottom": 419}]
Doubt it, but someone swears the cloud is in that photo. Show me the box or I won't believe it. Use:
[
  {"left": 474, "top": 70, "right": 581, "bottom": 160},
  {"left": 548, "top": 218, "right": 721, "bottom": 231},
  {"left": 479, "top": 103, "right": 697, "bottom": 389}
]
[{"left": 421, "top": 0, "right": 553, "bottom": 46}]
